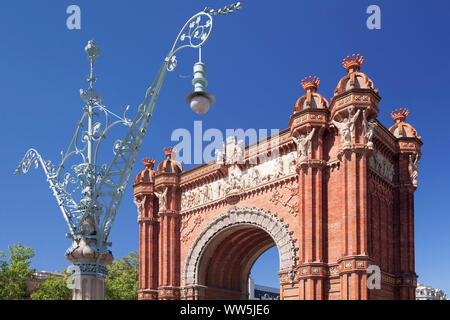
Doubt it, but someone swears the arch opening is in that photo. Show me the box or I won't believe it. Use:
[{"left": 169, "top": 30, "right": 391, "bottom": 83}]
[
  {"left": 198, "top": 224, "right": 276, "bottom": 299},
  {"left": 249, "top": 246, "right": 280, "bottom": 300},
  {"left": 182, "top": 207, "right": 297, "bottom": 300}
]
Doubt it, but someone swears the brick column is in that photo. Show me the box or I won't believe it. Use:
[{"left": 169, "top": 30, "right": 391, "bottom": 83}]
[
  {"left": 137, "top": 195, "right": 159, "bottom": 300},
  {"left": 295, "top": 123, "right": 328, "bottom": 300},
  {"left": 338, "top": 147, "right": 371, "bottom": 300},
  {"left": 155, "top": 180, "right": 181, "bottom": 300},
  {"left": 396, "top": 146, "right": 420, "bottom": 299}
]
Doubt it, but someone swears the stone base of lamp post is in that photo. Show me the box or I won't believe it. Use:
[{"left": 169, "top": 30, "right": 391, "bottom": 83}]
[
  {"left": 72, "top": 274, "right": 106, "bottom": 300},
  {"left": 66, "top": 238, "right": 113, "bottom": 300}
]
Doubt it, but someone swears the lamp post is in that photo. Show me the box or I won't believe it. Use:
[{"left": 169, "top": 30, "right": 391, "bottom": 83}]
[{"left": 14, "top": 2, "right": 242, "bottom": 300}]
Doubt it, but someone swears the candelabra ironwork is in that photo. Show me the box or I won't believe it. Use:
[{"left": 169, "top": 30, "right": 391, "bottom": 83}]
[{"left": 14, "top": 2, "right": 242, "bottom": 299}]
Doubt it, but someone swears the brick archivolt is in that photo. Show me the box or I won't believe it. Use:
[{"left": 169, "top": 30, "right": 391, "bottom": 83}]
[{"left": 182, "top": 206, "right": 298, "bottom": 287}]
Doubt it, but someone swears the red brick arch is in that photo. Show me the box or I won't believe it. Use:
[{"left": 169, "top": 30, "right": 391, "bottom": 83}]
[
  {"left": 135, "top": 56, "right": 422, "bottom": 300},
  {"left": 182, "top": 206, "right": 298, "bottom": 298}
]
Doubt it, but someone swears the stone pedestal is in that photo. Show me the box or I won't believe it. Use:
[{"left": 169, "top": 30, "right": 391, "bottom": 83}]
[
  {"left": 72, "top": 274, "right": 106, "bottom": 300},
  {"left": 66, "top": 238, "right": 113, "bottom": 300}
]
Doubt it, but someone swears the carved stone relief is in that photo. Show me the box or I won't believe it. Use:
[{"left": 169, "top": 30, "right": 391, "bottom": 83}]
[
  {"left": 369, "top": 150, "right": 394, "bottom": 182},
  {"left": 216, "top": 136, "right": 244, "bottom": 165},
  {"left": 269, "top": 181, "right": 299, "bottom": 217},
  {"left": 181, "top": 152, "right": 298, "bottom": 211}
]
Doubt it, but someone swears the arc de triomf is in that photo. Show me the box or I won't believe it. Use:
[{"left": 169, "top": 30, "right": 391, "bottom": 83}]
[{"left": 133, "top": 54, "right": 422, "bottom": 300}]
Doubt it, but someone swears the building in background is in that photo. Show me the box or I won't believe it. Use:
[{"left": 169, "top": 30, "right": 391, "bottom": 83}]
[
  {"left": 26, "top": 271, "right": 64, "bottom": 292},
  {"left": 416, "top": 283, "right": 446, "bottom": 300},
  {"left": 248, "top": 277, "right": 279, "bottom": 300}
]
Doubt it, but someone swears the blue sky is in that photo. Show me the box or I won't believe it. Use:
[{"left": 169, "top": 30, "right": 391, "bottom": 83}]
[{"left": 1, "top": 0, "right": 449, "bottom": 294}]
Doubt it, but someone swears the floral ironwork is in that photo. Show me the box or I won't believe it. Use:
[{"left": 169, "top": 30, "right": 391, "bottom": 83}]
[{"left": 15, "top": 3, "right": 242, "bottom": 278}]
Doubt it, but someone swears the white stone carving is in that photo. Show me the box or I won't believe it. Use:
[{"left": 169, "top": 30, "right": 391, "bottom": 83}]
[
  {"left": 133, "top": 195, "right": 146, "bottom": 217},
  {"left": 215, "top": 148, "right": 224, "bottom": 165},
  {"left": 245, "top": 167, "right": 260, "bottom": 189},
  {"left": 181, "top": 193, "right": 188, "bottom": 210},
  {"left": 292, "top": 128, "right": 315, "bottom": 162},
  {"left": 286, "top": 152, "right": 297, "bottom": 174},
  {"left": 181, "top": 152, "right": 297, "bottom": 211},
  {"left": 369, "top": 150, "right": 394, "bottom": 182},
  {"left": 216, "top": 136, "right": 244, "bottom": 165},
  {"left": 409, "top": 154, "right": 419, "bottom": 187},
  {"left": 332, "top": 107, "right": 361, "bottom": 147},
  {"left": 363, "top": 110, "right": 377, "bottom": 147},
  {"left": 212, "top": 180, "right": 223, "bottom": 199},
  {"left": 182, "top": 206, "right": 298, "bottom": 286},
  {"left": 273, "top": 157, "right": 285, "bottom": 179},
  {"left": 154, "top": 187, "right": 168, "bottom": 211},
  {"left": 224, "top": 164, "right": 243, "bottom": 193}
]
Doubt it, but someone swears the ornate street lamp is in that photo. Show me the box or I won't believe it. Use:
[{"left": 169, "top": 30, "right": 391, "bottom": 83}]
[{"left": 14, "top": 2, "right": 242, "bottom": 300}]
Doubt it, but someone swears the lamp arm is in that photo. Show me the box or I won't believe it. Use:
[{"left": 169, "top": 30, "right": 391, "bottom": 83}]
[
  {"left": 96, "top": 4, "right": 243, "bottom": 240},
  {"left": 14, "top": 148, "right": 78, "bottom": 236}
]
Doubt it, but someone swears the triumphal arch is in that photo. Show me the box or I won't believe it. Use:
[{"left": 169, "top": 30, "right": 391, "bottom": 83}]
[{"left": 133, "top": 54, "right": 422, "bottom": 300}]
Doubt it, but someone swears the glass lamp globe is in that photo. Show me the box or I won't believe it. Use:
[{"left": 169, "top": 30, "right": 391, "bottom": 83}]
[
  {"left": 190, "top": 95, "right": 210, "bottom": 114},
  {"left": 186, "top": 92, "right": 215, "bottom": 115}
]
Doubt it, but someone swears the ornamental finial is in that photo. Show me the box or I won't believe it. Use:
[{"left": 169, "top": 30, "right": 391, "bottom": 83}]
[
  {"left": 80, "top": 40, "right": 104, "bottom": 104},
  {"left": 142, "top": 158, "right": 156, "bottom": 169},
  {"left": 391, "top": 108, "right": 409, "bottom": 123},
  {"left": 163, "top": 147, "right": 177, "bottom": 159},
  {"left": 342, "top": 54, "right": 364, "bottom": 73},
  {"left": 301, "top": 76, "right": 320, "bottom": 92},
  {"left": 85, "top": 40, "right": 100, "bottom": 63}
]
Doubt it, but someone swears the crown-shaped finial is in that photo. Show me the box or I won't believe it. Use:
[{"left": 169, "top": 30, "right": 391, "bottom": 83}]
[
  {"left": 301, "top": 76, "right": 320, "bottom": 92},
  {"left": 391, "top": 108, "right": 409, "bottom": 123},
  {"left": 163, "top": 147, "right": 177, "bottom": 158},
  {"left": 342, "top": 54, "right": 364, "bottom": 73},
  {"left": 142, "top": 158, "right": 156, "bottom": 169}
]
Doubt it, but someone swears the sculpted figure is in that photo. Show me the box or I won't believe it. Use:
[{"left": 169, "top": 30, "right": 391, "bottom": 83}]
[
  {"left": 224, "top": 137, "right": 245, "bottom": 164},
  {"left": 193, "top": 190, "right": 201, "bottom": 206},
  {"left": 215, "top": 148, "right": 224, "bottom": 165},
  {"left": 386, "top": 163, "right": 395, "bottom": 181},
  {"left": 332, "top": 108, "right": 361, "bottom": 146},
  {"left": 181, "top": 193, "right": 187, "bottom": 210},
  {"left": 233, "top": 139, "right": 245, "bottom": 164},
  {"left": 154, "top": 187, "right": 168, "bottom": 211},
  {"left": 215, "top": 180, "right": 224, "bottom": 198},
  {"left": 199, "top": 185, "right": 211, "bottom": 204},
  {"left": 187, "top": 191, "right": 195, "bottom": 208},
  {"left": 273, "top": 157, "right": 285, "bottom": 179},
  {"left": 409, "top": 154, "right": 420, "bottom": 187},
  {"left": 286, "top": 152, "right": 297, "bottom": 174},
  {"left": 246, "top": 168, "right": 260, "bottom": 188},
  {"left": 363, "top": 110, "right": 377, "bottom": 147},
  {"left": 292, "top": 128, "right": 316, "bottom": 162},
  {"left": 133, "top": 195, "right": 146, "bottom": 217},
  {"left": 225, "top": 166, "right": 242, "bottom": 193}
]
